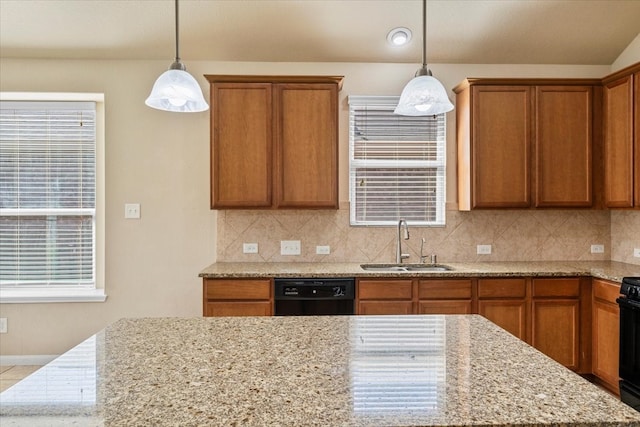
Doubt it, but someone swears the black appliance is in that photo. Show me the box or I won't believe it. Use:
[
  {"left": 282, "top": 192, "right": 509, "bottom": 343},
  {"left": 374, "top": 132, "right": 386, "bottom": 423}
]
[
  {"left": 274, "top": 278, "right": 355, "bottom": 316},
  {"left": 618, "top": 276, "right": 640, "bottom": 412}
]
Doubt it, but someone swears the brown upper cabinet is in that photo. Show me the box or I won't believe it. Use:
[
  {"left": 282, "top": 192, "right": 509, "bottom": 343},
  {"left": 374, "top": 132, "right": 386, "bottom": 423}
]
[
  {"left": 602, "top": 63, "right": 640, "bottom": 209},
  {"left": 206, "top": 75, "right": 343, "bottom": 209},
  {"left": 454, "top": 79, "right": 600, "bottom": 210}
]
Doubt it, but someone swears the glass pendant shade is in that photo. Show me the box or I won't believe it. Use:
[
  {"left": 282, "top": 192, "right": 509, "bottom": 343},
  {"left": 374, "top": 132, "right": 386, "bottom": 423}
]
[
  {"left": 145, "top": 0, "right": 209, "bottom": 113},
  {"left": 394, "top": 0, "right": 453, "bottom": 116},
  {"left": 145, "top": 68, "right": 209, "bottom": 113},
  {"left": 394, "top": 74, "right": 454, "bottom": 116}
]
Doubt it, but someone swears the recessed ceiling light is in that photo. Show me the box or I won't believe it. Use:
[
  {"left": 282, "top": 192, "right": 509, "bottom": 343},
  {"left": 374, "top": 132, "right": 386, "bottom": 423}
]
[{"left": 387, "top": 27, "right": 412, "bottom": 46}]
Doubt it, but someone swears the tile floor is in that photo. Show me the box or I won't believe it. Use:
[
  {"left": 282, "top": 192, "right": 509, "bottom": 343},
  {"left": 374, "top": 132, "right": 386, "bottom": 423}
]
[{"left": 0, "top": 365, "right": 42, "bottom": 392}]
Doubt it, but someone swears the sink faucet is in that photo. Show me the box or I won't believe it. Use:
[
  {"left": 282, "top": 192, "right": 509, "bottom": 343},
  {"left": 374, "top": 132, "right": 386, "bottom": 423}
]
[{"left": 396, "top": 219, "right": 410, "bottom": 263}]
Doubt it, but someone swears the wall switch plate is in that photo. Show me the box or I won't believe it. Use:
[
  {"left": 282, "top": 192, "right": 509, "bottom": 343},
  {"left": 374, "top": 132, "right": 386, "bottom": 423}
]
[
  {"left": 281, "top": 240, "right": 301, "bottom": 256},
  {"left": 0, "top": 318, "right": 7, "bottom": 334},
  {"left": 591, "top": 244, "right": 605, "bottom": 254},
  {"left": 243, "top": 243, "right": 258, "bottom": 254},
  {"left": 316, "top": 245, "right": 330, "bottom": 255},
  {"left": 124, "top": 203, "right": 141, "bottom": 219},
  {"left": 477, "top": 244, "right": 492, "bottom": 255},
  {"left": 634, "top": 248, "right": 640, "bottom": 258}
]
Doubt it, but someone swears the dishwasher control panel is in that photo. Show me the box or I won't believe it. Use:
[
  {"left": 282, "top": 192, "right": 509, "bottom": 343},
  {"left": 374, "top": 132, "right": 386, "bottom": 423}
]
[{"left": 274, "top": 278, "right": 355, "bottom": 300}]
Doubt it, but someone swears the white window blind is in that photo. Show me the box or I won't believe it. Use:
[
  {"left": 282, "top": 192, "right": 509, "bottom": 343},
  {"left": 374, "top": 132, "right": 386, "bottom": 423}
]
[
  {"left": 349, "top": 96, "right": 446, "bottom": 226},
  {"left": 0, "top": 101, "right": 96, "bottom": 289},
  {"left": 350, "top": 316, "right": 446, "bottom": 415}
]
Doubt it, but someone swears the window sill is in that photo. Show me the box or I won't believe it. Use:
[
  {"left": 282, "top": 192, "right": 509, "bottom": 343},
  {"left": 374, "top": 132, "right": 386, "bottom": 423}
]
[{"left": 0, "top": 289, "right": 107, "bottom": 303}]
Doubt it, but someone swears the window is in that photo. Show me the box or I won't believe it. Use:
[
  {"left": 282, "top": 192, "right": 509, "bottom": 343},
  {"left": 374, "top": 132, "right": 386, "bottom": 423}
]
[
  {"left": 0, "top": 93, "right": 105, "bottom": 303},
  {"left": 349, "top": 96, "right": 446, "bottom": 226}
]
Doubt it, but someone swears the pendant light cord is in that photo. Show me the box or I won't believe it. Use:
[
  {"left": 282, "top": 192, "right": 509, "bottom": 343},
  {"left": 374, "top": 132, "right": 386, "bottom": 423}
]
[
  {"left": 416, "top": 0, "right": 431, "bottom": 77},
  {"left": 174, "top": 0, "right": 180, "bottom": 63},
  {"left": 421, "top": 0, "right": 426, "bottom": 68}
]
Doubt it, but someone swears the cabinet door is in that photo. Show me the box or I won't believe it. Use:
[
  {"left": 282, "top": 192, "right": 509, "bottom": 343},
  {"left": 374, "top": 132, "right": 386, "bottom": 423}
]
[
  {"left": 635, "top": 72, "right": 640, "bottom": 207},
  {"left": 471, "top": 86, "right": 531, "bottom": 208},
  {"left": 534, "top": 86, "right": 593, "bottom": 207},
  {"left": 274, "top": 83, "right": 338, "bottom": 208},
  {"left": 592, "top": 279, "right": 621, "bottom": 394},
  {"left": 478, "top": 300, "right": 528, "bottom": 341},
  {"left": 532, "top": 299, "right": 580, "bottom": 370},
  {"left": 211, "top": 83, "right": 272, "bottom": 208},
  {"left": 604, "top": 75, "right": 634, "bottom": 208}
]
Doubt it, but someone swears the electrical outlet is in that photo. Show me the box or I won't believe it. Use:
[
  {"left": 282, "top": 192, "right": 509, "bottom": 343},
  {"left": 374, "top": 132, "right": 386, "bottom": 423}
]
[
  {"left": 124, "top": 203, "right": 141, "bottom": 219},
  {"left": 634, "top": 248, "right": 640, "bottom": 258},
  {"left": 477, "top": 244, "right": 492, "bottom": 255},
  {"left": 280, "top": 240, "right": 301, "bottom": 256},
  {"left": 0, "top": 318, "right": 7, "bottom": 334},
  {"left": 316, "top": 245, "right": 330, "bottom": 255},
  {"left": 243, "top": 243, "right": 258, "bottom": 254},
  {"left": 590, "top": 244, "right": 605, "bottom": 254}
]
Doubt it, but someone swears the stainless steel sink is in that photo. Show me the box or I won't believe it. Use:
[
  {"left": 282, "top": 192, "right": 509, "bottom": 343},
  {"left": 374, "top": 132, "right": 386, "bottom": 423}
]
[{"left": 360, "top": 263, "right": 453, "bottom": 272}]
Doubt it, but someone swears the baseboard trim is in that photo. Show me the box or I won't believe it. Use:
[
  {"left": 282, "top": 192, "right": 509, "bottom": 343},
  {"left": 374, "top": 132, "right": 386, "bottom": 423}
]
[{"left": 0, "top": 354, "right": 58, "bottom": 366}]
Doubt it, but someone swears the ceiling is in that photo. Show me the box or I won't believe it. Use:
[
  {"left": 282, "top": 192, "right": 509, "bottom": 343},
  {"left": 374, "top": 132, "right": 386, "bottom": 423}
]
[{"left": 1, "top": 0, "right": 639, "bottom": 65}]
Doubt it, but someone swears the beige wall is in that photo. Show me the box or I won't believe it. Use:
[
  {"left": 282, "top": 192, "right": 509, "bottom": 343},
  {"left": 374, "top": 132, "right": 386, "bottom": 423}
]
[
  {"left": 0, "top": 58, "right": 638, "bottom": 358},
  {"left": 612, "top": 32, "right": 640, "bottom": 72}
]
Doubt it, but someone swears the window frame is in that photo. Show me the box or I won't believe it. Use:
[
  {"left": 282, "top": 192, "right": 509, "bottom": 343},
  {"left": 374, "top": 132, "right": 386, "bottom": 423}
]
[
  {"left": 0, "top": 92, "right": 106, "bottom": 303},
  {"left": 348, "top": 95, "right": 446, "bottom": 227}
]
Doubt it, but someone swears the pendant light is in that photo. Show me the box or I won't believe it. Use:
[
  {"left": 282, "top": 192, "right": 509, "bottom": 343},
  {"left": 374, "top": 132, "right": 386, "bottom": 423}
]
[
  {"left": 145, "top": 0, "right": 209, "bottom": 113},
  {"left": 394, "top": 0, "right": 453, "bottom": 116}
]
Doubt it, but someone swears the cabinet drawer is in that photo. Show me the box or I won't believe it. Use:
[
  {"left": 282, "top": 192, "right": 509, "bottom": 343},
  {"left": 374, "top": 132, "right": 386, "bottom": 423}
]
[
  {"left": 357, "top": 279, "right": 412, "bottom": 300},
  {"left": 593, "top": 279, "right": 621, "bottom": 304},
  {"left": 204, "top": 301, "right": 272, "bottom": 317},
  {"left": 358, "top": 301, "right": 413, "bottom": 315},
  {"left": 418, "top": 300, "right": 472, "bottom": 315},
  {"left": 418, "top": 279, "right": 472, "bottom": 299},
  {"left": 532, "top": 278, "right": 580, "bottom": 298},
  {"left": 204, "top": 279, "right": 272, "bottom": 300},
  {"left": 478, "top": 278, "right": 526, "bottom": 298}
]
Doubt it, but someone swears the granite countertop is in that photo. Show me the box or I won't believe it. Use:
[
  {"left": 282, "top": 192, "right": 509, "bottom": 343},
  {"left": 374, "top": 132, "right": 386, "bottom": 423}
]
[
  {"left": 1, "top": 315, "right": 639, "bottom": 426},
  {"left": 199, "top": 260, "right": 640, "bottom": 283}
]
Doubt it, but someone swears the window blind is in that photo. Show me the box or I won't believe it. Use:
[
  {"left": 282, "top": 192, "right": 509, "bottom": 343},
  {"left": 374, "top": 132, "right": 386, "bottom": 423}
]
[
  {"left": 0, "top": 101, "right": 96, "bottom": 288},
  {"left": 350, "top": 316, "right": 446, "bottom": 414},
  {"left": 349, "top": 96, "right": 446, "bottom": 226}
]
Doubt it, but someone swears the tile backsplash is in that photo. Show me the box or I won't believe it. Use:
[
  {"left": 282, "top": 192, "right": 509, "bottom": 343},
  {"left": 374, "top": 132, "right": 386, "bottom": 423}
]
[
  {"left": 611, "top": 210, "right": 640, "bottom": 265},
  {"left": 216, "top": 208, "right": 628, "bottom": 264}
]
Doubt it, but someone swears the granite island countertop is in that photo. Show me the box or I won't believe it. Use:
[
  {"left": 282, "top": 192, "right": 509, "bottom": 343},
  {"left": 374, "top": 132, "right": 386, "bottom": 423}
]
[
  {"left": 1, "top": 315, "right": 640, "bottom": 426},
  {"left": 199, "top": 260, "right": 640, "bottom": 283}
]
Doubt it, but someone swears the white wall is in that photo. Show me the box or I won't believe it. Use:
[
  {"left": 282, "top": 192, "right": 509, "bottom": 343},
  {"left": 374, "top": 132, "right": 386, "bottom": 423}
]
[{"left": 0, "top": 59, "right": 623, "bottom": 357}]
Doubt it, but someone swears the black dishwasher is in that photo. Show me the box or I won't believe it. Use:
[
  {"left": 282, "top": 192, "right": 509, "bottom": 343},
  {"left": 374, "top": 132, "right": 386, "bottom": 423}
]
[{"left": 274, "top": 278, "right": 355, "bottom": 315}]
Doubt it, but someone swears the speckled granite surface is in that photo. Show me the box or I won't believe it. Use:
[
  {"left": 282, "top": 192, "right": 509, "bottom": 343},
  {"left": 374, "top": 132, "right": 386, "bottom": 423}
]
[
  {"left": 199, "top": 260, "right": 640, "bottom": 283},
  {"left": 1, "top": 315, "right": 639, "bottom": 426}
]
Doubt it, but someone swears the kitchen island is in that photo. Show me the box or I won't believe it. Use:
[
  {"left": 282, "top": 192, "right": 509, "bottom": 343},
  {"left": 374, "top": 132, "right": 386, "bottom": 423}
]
[{"left": 1, "top": 315, "right": 639, "bottom": 426}]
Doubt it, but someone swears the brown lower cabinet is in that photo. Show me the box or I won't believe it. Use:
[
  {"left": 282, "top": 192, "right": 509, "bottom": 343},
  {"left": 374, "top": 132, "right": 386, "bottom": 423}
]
[
  {"left": 357, "top": 278, "right": 473, "bottom": 315},
  {"left": 203, "top": 278, "right": 273, "bottom": 316},
  {"left": 531, "top": 278, "right": 581, "bottom": 371},
  {"left": 203, "top": 275, "right": 618, "bottom": 384},
  {"left": 592, "top": 278, "right": 621, "bottom": 394},
  {"left": 418, "top": 279, "right": 472, "bottom": 314},
  {"left": 477, "top": 278, "right": 528, "bottom": 341},
  {"left": 357, "top": 279, "right": 413, "bottom": 315}
]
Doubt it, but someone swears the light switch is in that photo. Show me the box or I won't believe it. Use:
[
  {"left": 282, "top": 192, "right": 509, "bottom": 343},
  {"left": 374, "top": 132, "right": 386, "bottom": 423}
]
[{"left": 124, "top": 203, "right": 141, "bottom": 219}]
